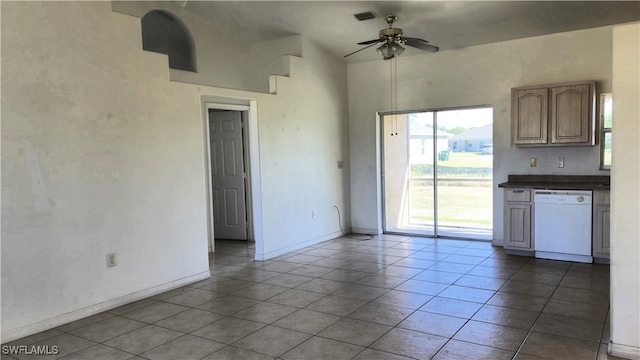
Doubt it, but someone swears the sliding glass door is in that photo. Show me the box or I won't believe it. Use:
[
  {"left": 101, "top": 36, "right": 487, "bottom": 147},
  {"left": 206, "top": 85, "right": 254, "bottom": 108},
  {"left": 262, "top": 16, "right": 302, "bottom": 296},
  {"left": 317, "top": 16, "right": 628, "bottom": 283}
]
[{"left": 382, "top": 107, "right": 493, "bottom": 240}]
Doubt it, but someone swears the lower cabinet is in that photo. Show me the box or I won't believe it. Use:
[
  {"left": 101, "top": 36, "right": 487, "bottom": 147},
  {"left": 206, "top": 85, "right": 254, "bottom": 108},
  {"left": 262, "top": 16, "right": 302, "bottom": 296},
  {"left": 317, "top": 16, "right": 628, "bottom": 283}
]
[
  {"left": 504, "top": 189, "right": 533, "bottom": 251},
  {"left": 593, "top": 191, "right": 610, "bottom": 263}
]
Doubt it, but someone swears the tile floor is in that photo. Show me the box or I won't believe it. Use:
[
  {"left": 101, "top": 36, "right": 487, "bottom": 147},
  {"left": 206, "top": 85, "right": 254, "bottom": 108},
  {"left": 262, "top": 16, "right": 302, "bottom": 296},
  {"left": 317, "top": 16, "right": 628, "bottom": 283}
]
[{"left": 3, "top": 235, "right": 626, "bottom": 360}]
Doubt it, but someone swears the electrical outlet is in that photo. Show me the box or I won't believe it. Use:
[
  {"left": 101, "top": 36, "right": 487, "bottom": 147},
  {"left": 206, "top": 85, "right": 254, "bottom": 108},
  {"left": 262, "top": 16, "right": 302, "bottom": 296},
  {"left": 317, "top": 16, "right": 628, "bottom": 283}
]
[
  {"left": 312, "top": 210, "right": 317, "bottom": 219},
  {"left": 557, "top": 157, "right": 564, "bottom": 168},
  {"left": 337, "top": 160, "right": 344, "bottom": 169},
  {"left": 530, "top": 158, "right": 537, "bottom": 167},
  {"left": 106, "top": 253, "right": 117, "bottom": 268}
]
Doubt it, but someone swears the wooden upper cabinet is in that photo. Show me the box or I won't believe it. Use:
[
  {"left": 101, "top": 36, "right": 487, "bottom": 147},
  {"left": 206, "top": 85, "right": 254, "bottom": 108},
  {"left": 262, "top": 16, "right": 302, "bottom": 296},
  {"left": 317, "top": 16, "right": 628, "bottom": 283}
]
[
  {"left": 550, "top": 83, "right": 593, "bottom": 144},
  {"left": 512, "top": 81, "right": 596, "bottom": 146},
  {"left": 512, "top": 88, "right": 548, "bottom": 145}
]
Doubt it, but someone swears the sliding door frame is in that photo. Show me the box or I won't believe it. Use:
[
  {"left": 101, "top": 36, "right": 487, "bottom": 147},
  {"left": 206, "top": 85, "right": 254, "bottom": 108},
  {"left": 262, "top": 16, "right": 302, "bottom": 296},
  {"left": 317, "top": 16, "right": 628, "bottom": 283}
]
[{"left": 380, "top": 104, "right": 493, "bottom": 239}]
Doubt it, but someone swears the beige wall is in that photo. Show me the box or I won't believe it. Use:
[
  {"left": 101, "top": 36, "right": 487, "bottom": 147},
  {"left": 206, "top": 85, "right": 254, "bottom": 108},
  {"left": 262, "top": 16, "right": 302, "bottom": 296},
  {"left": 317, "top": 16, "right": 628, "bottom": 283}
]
[
  {"left": 1, "top": 1, "right": 211, "bottom": 339},
  {"left": 253, "top": 39, "right": 351, "bottom": 258},
  {"left": 1, "top": 1, "right": 350, "bottom": 341},
  {"left": 610, "top": 22, "right": 640, "bottom": 359},
  {"left": 347, "top": 26, "right": 613, "bottom": 240}
]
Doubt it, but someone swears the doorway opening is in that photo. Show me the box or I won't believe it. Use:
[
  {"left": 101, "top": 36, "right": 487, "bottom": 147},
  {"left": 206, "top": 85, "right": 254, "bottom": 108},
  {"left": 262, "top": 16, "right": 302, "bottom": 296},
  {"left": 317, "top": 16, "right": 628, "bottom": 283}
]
[
  {"left": 203, "top": 101, "right": 262, "bottom": 258},
  {"left": 381, "top": 106, "right": 493, "bottom": 240}
]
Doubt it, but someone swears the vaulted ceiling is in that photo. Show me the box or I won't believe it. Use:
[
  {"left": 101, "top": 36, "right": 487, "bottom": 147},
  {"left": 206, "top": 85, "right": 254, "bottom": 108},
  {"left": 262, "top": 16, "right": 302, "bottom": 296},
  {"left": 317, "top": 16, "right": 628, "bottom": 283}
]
[{"left": 183, "top": 1, "right": 640, "bottom": 63}]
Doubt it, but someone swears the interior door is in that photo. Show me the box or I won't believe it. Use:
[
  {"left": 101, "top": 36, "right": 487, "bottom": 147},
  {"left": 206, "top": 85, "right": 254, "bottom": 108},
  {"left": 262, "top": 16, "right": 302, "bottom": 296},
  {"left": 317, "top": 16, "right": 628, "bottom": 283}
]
[{"left": 209, "top": 110, "right": 247, "bottom": 240}]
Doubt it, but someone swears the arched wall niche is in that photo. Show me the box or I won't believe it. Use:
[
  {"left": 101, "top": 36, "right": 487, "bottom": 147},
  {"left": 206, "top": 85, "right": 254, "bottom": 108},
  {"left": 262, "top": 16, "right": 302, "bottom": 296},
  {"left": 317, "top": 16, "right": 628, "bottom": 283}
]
[{"left": 141, "top": 10, "right": 196, "bottom": 72}]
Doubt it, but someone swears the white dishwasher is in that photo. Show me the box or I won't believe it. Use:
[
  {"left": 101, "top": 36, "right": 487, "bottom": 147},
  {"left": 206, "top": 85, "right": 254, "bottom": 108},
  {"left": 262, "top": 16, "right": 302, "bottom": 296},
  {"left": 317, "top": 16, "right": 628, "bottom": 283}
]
[{"left": 534, "top": 190, "right": 593, "bottom": 263}]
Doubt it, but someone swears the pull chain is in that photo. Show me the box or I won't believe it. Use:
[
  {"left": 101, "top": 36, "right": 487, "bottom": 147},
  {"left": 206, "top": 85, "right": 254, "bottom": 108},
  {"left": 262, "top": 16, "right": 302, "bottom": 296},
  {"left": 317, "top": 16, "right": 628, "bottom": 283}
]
[
  {"left": 390, "top": 58, "right": 394, "bottom": 136},
  {"left": 394, "top": 56, "right": 398, "bottom": 136},
  {"left": 389, "top": 56, "right": 399, "bottom": 136}
]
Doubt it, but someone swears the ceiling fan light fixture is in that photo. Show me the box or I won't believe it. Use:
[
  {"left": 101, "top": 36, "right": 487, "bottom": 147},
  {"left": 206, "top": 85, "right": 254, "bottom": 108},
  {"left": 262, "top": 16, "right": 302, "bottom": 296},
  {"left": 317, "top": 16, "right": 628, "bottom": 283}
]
[
  {"left": 377, "top": 42, "right": 404, "bottom": 60},
  {"left": 376, "top": 43, "right": 391, "bottom": 58},
  {"left": 393, "top": 43, "right": 405, "bottom": 56}
]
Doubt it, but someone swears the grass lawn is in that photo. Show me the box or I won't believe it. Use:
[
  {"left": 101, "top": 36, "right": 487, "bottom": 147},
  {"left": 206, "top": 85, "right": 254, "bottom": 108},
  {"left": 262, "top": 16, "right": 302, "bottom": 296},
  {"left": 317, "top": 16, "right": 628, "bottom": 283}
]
[
  {"left": 388, "top": 152, "right": 493, "bottom": 232},
  {"left": 408, "top": 180, "right": 493, "bottom": 229}
]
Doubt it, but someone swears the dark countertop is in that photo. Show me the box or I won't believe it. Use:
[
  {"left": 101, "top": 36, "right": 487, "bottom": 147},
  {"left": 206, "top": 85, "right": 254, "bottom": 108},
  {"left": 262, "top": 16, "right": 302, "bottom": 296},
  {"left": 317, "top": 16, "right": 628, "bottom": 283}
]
[{"left": 498, "top": 175, "right": 610, "bottom": 191}]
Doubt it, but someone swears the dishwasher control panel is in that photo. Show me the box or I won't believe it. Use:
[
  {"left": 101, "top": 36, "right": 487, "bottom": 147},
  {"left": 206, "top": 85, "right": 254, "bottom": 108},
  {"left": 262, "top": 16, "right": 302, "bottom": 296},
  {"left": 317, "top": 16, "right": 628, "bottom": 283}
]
[{"left": 534, "top": 190, "right": 592, "bottom": 205}]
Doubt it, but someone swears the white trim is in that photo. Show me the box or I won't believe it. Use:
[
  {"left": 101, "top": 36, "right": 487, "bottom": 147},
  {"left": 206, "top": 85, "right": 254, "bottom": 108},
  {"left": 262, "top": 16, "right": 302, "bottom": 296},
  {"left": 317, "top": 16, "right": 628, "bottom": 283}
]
[
  {"left": 247, "top": 101, "right": 264, "bottom": 259},
  {"left": 202, "top": 106, "right": 215, "bottom": 252},
  {"left": 256, "top": 231, "right": 344, "bottom": 261},
  {"left": 206, "top": 103, "right": 249, "bottom": 112},
  {"left": 609, "top": 341, "right": 640, "bottom": 359},
  {"left": 0, "top": 271, "right": 211, "bottom": 344},
  {"left": 375, "top": 112, "right": 384, "bottom": 235}
]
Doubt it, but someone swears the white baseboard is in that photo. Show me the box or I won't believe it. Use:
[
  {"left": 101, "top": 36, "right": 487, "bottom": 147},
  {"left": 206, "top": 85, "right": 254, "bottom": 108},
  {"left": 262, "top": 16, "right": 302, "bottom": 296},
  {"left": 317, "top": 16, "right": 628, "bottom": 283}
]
[
  {"left": 609, "top": 342, "right": 640, "bottom": 359},
  {"left": 1, "top": 270, "right": 211, "bottom": 344},
  {"left": 255, "top": 230, "right": 344, "bottom": 261}
]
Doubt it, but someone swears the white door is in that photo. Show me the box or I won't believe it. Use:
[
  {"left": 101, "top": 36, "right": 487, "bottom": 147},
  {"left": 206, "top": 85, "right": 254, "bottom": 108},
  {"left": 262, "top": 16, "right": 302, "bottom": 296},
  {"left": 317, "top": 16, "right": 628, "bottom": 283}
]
[{"left": 209, "top": 110, "right": 247, "bottom": 240}]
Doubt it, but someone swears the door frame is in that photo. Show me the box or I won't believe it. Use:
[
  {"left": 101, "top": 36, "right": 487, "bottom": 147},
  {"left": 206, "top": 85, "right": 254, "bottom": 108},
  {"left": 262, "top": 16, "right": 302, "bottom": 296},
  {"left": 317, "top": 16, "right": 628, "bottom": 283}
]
[
  {"left": 379, "top": 105, "right": 493, "bottom": 240},
  {"left": 202, "top": 99, "right": 263, "bottom": 258}
]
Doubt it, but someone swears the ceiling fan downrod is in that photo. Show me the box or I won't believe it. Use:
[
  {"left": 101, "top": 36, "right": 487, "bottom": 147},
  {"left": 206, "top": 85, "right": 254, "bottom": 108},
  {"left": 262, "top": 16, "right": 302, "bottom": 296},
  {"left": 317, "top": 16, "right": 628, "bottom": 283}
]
[{"left": 379, "top": 15, "right": 403, "bottom": 44}]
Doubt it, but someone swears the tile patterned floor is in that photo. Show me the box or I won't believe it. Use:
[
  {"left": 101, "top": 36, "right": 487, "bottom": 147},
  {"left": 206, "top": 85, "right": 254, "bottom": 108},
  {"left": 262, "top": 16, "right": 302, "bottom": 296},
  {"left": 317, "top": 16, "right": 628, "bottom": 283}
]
[{"left": 3, "top": 235, "right": 626, "bottom": 360}]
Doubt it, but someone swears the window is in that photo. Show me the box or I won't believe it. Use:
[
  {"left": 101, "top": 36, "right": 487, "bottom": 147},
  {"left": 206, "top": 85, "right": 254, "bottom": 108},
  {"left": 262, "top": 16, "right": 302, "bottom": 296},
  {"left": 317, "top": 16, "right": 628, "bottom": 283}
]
[{"left": 600, "top": 93, "right": 612, "bottom": 170}]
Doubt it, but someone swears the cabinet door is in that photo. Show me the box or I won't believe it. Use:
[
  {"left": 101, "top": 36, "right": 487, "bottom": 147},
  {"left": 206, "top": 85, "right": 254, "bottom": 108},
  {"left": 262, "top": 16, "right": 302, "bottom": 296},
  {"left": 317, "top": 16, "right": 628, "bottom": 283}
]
[
  {"left": 550, "top": 83, "right": 594, "bottom": 144},
  {"left": 593, "top": 204, "right": 610, "bottom": 258},
  {"left": 512, "top": 88, "right": 548, "bottom": 145},
  {"left": 504, "top": 203, "right": 532, "bottom": 250}
]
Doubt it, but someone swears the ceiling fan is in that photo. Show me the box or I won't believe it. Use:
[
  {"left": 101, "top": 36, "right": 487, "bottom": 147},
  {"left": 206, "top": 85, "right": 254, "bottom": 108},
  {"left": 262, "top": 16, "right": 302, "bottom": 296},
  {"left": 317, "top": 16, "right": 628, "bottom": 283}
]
[{"left": 345, "top": 15, "right": 439, "bottom": 60}]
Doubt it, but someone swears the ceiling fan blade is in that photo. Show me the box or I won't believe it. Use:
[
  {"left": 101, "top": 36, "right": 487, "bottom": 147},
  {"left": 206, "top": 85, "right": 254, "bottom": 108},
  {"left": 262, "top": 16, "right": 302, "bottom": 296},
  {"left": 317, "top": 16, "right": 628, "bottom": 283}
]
[
  {"left": 357, "top": 38, "right": 383, "bottom": 45},
  {"left": 404, "top": 37, "right": 440, "bottom": 53},
  {"left": 344, "top": 42, "right": 380, "bottom": 58}
]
